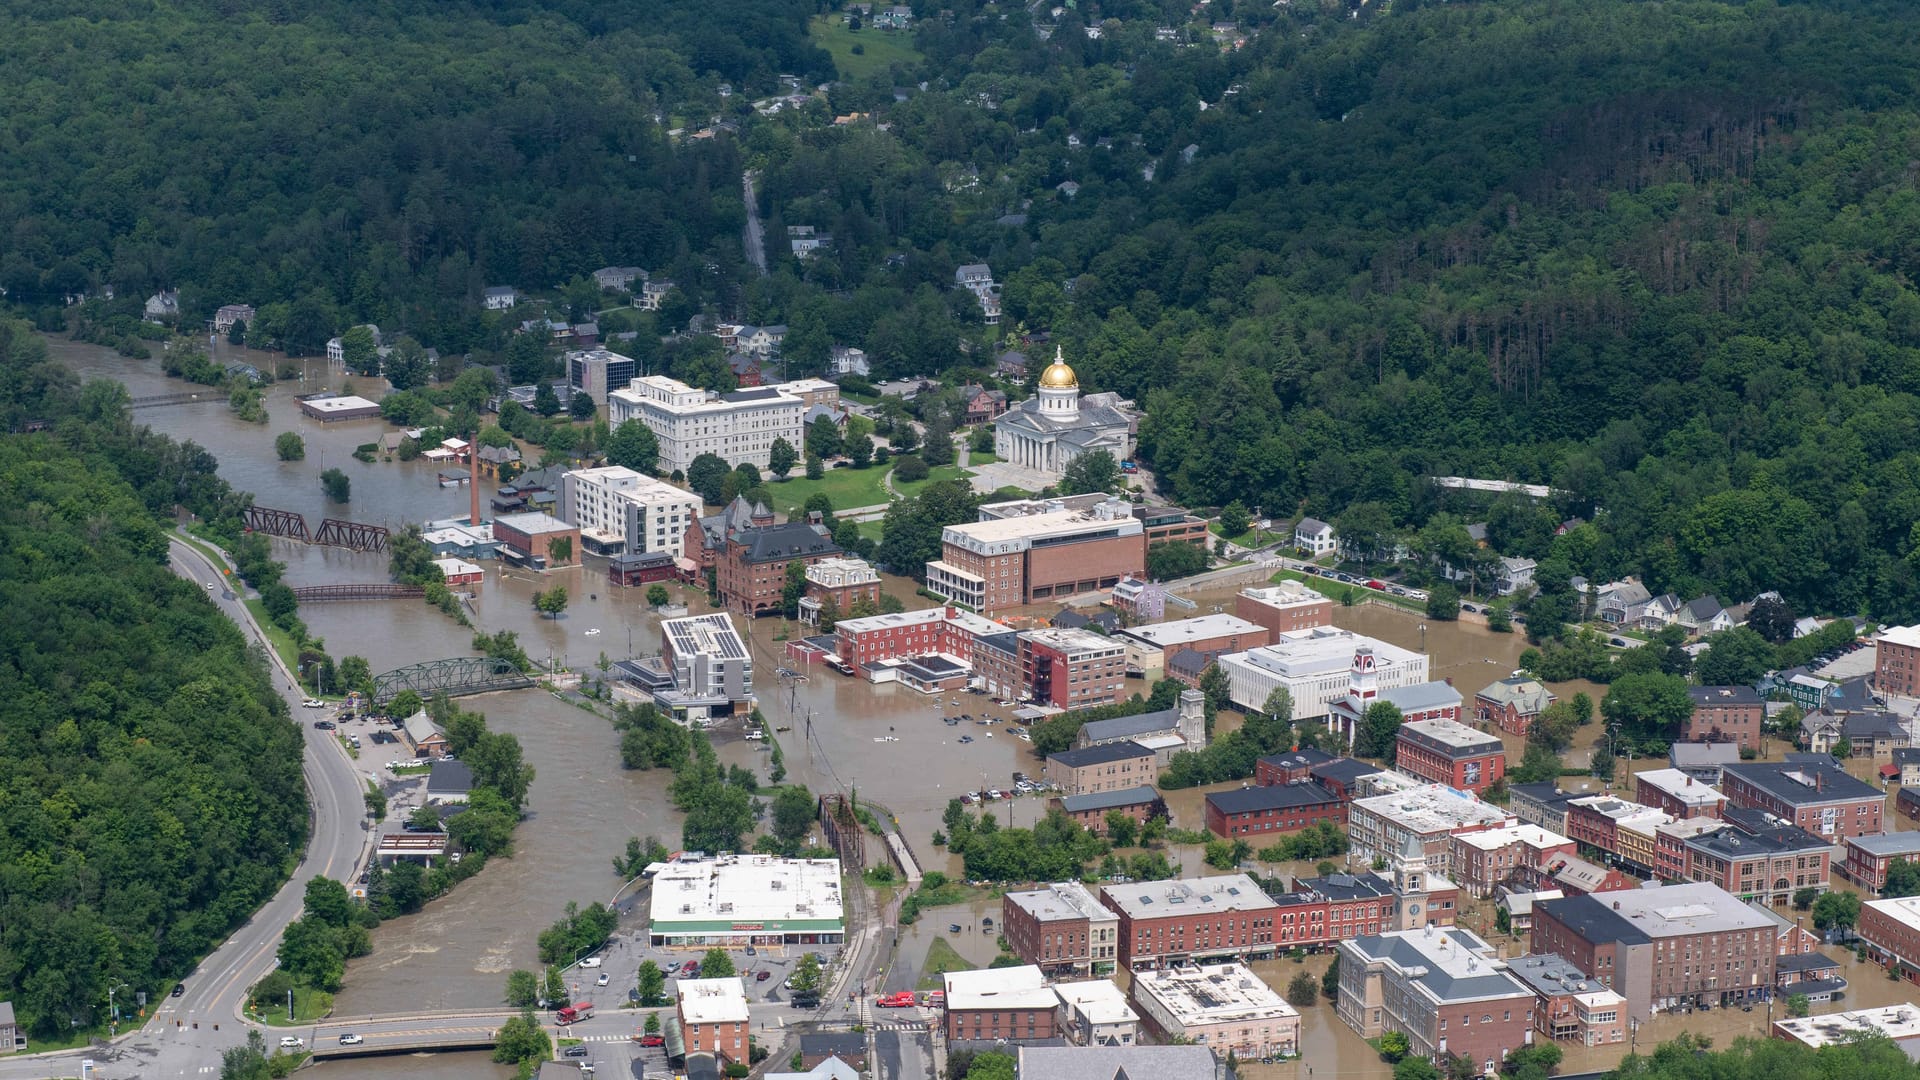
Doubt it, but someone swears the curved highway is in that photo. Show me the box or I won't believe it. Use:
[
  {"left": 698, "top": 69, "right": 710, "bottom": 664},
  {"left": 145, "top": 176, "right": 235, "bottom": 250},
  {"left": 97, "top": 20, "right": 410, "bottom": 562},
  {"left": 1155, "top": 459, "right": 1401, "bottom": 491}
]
[{"left": 0, "top": 538, "right": 374, "bottom": 1080}]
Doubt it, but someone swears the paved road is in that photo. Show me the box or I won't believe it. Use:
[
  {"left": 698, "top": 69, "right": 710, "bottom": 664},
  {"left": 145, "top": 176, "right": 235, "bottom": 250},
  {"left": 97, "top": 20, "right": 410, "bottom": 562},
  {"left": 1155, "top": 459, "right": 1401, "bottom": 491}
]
[
  {"left": 743, "top": 171, "right": 768, "bottom": 276},
  {"left": 0, "top": 538, "right": 374, "bottom": 1080}
]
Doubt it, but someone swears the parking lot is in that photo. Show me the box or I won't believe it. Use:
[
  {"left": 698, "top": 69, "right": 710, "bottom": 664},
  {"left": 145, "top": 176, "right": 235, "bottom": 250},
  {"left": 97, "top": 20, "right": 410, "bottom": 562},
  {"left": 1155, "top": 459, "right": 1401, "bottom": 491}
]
[{"left": 561, "top": 927, "right": 850, "bottom": 1020}]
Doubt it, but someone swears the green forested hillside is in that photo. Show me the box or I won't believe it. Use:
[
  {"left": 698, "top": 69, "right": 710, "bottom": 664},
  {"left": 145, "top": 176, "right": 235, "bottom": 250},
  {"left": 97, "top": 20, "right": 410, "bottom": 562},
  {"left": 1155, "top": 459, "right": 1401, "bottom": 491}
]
[{"left": 0, "top": 324, "right": 306, "bottom": 1036}]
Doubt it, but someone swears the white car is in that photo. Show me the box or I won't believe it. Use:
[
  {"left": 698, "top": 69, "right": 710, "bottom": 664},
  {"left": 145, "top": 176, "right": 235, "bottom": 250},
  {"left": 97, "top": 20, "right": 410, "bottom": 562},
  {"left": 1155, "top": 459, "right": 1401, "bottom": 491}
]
[
  {"left": 206, "top": 582, "right": 216, "bottom": 591},
  {"left": 279, "top": 1036, "right": 304, "bottom": 1049},
  {"left": 579, "top": 956, "right": 602, "bottom": 968},
  {"left": 596, "top": 973, "right": 610, "bottom": 986},
  {"left": 337, "top": 1033, "right": 363, "bottom": 1045},
  {"left": 302, "top": 699, "right": 324, "bottom": 708},
  {"left": 584, "top": 628, "right": 601, "bottom": 636}
]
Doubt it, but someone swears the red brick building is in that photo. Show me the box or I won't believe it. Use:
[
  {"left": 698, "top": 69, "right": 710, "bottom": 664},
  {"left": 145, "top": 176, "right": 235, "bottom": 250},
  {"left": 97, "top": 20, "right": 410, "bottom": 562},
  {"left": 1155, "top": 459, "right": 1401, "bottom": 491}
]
[
  {"left": 1449, "top": 825, "right": 1577, "bottom": 899},
  {"left": 1719, "top": 760, "right": 1884, "bottom": 840},
  {"left": 832, "top": 606, "right": 1006, "bottom": 673},
  {"left": 927, "top": 498, "right": 1147, "bottom": 616},
  {"left": 1633, "top": 769, "right": 1727, "bottom": 820},
  {"left": 1269, "top": 870, "right": 1460, "bottom": 952},
  {"left": 1235, "top": 582, "right": 1334, "bottom": 639},
  {"left": 802, "top": 556, "right": 881, "bottom": 619},
  {"left": 717, "top": 522, "right": 840, "bottom": 617},
  {"left": 1001, "top": 882, "right": 1120, "bottom": 976},
  {"left": 1102, "top": 874, "right": 1281, "bottom": 970},
  {"left": 1255, "top": 748, "right": 1338, "bottom": 787},
  {"left": 492, "top": 512, "right": 579, "bottom": 569},
  {"left": 1565, "top": 796, "right": 1664, "bottom": 857},
  {"left": 943, "top": 966, "right": 1061, "bottom": 1041},
  {"left": 1875, "top": 625, "right": 1920, "bottom": 698},
  {"left": 1474, "top": 675, "right": 1555, "bottom": 737},
  {"left": 1394, "top": 719, "right": 1506, "bottom": 794},
  {"left": 1051, "top": 786, "right": 1166, "bottom": 835},
  {"left": 1683, "top": 686, "right": 1765, "bottom": 748},
  {"left": 1023, "top": 627, "right": 1128, "bottom": 711},
  {"left": 676, "top": 978, "right": 751, "bottom": 1062},
  {"left": 1843, "top": 833, "right": 1920, "bottom": 893},
  {"left": 1681, "top": 813, "right": 1832, "bottom": 905},
  {"left": 1531, "top": 883, "right": 1777, "bottom": 1019},
  {"left": 1860, "top": 895, "right": 1920, "bottom": 983},
  {"left": 1205, "top": 782, "right": 1346, "bottom": 839}
]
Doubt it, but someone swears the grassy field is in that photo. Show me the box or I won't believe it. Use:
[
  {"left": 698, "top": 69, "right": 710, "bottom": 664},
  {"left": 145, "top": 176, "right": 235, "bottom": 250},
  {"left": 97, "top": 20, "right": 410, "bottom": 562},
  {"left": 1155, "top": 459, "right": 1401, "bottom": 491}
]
[
  {"left": 857, "top": 520, "right": 886, "bottom": 543},
  {"left": 916, "top": 936, "right": 972, "bottom": 990},
  {"left": 808, "top": 13, "right": 923, "bottom": 80},
  {"left": 257, "top": 986, "right": 334, "bottom": 1026},
  {"left": 966, "top": 449, "right": 998, "bottom": 465},
  {"left": 763, "top": 464, "right": 895, "bottom": 514},
  {"left": 1207, "top": 520, "right": 1256, "bottom": 546},
  {"left": 243, "top": 597, "right": 305, "bottom": 672},
  {"left": 891, "top": 464, "right": 972, "bottom": 500},
  {"left": 1269, "top": 569, "right": 1425, "bottom": 613}
]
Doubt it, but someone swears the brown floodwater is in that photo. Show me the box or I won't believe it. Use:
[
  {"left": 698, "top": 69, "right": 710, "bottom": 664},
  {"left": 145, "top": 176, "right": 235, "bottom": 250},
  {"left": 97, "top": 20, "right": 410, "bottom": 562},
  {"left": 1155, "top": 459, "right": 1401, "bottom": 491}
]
[{"left": 60, "top": 337, "right": 1906, "bottom": 1080}]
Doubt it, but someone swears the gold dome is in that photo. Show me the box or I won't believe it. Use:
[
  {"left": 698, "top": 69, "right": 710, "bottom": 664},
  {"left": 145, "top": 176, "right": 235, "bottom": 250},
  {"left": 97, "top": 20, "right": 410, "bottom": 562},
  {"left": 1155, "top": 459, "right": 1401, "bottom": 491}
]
[{"left": 1038, "top": 347, "right": 1078, "bottom": 389}]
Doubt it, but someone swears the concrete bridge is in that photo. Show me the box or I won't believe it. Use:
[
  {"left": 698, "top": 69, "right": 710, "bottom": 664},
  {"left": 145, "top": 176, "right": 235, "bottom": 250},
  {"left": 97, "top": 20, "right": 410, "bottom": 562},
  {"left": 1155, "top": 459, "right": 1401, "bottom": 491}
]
[
  {"left": 291, "top": 583, "right": 425, "bottom": 602},
  {"left": 299, "top": 1012, "right": 516, "bottom": 1059}
]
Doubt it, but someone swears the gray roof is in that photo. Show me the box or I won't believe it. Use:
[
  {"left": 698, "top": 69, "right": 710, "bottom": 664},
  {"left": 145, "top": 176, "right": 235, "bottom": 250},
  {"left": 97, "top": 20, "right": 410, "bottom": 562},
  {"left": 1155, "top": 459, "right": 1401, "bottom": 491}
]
[
  {"left": 799, "top": 1032, "right": 866, "bottom": 1057},
  {"left": 1539, "top": 882, "right": 1775, "bottom": 942},
  {"left": 1017, "top": 1044, "right": 1221, "bottom": 1080},
  {"left": 1296, "top": 517, "right": 1331, "bottom": 534},
  {"left": 1311, "top": 758, "right": 1386, "bottom": 787},
  {"left": 1893, "top": 747, "right": 1920, "bottom": 766},
  {"left": 1682, "top": 595, "right": 1725, "bottom": 621},
  {"left": 0, "top": 1001, "right": 12, "bottom": 1027},
  {"left": 732, "top": 522, "right": 839, "bottom": 564},
  {"left": 1775, "top": 952, "right": 1841, "bottom": 975},
  {"left": 1058, "top": 786, "right": 1161, "bottom": 814},
  {"left": 1689, "top": 685, "right": 1762, "bottom": 706},
  {"left": 1078, "top": 704, "right": 1183, "bottom": 745},
  {"left": 1343, "top": 928, "right": 1533, "bottom": 1003},
  {"left": 1477, "top": 676, "right": 1554, "bottom": 712},
  {"left": 1376, "top": 681, "right": 1466, "bottom": 713},
  {"left": 1506, "top": 953, "right": 1611, "bottom": 998},
  {"left": 1048, "top": 741, "right": 1153, "bottom": 769},
  {"left": 427, "top": 759, "right": 473, "bottom": 795},
  {"left": 1167, "top": 647, "right": 1223, "bottom": 678},
  {"left": 996, "top": 395, "right": 1132, "bottom": 440},
  {"left": 403, "top": 710, "right": 443, "bottom": 746},
  {"left": 1207, "top": 782, "right": 1341, "bottom": 815},
  {"left": 1722, "top": 760, "right": 1882, "bottom": 805},
  {"left": 1534, "top": 894, "right": 1653, "bottom": 947},
  {"left": 1846, "top": 832, "right": 1920, "bottom": 856},
  {"left": 1258, "top": 748, "right": 1336, "bottom": 773}
]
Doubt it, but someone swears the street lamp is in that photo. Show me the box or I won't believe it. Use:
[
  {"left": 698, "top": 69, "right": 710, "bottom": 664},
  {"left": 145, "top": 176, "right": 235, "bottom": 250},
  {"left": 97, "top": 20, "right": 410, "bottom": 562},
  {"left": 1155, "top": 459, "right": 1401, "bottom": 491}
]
[
  {"left": 1418, "top": 623, "right": 1428, "bottom": 653},
  {"left": 107, "top": 982, "right": 129, "bottom": 1038}
]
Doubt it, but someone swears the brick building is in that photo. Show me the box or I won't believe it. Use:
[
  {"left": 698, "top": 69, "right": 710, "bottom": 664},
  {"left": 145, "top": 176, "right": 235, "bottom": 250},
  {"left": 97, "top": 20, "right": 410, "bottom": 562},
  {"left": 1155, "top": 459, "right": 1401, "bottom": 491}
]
[
  {"left": 1002, "top": 881, "right": 1121, "bottom": 977},
  {"left": 926, "top": 496, "right": 1146, "bottom": 616},
  {"left": 1529, "top": 883, "right": 1777, "bottom": 1019},
  {"left": 1204, "top": 782, "right": 1346, "bottom": 839},
  {"left": 1842, "top": 832, "right": 1920, "bottom": 893},
  {"left": 832, "top": 606, "right": 1008, "bottom": 675},
  {"left": 1719, "top": 760, "right": 1884, "bottom": 840},
  {"left": 1565, "top": 796, "right": 1670, "bottom": 870},
  {"left": 1045, "top": 741, "right": 1157, "bottom": 797},
  {"left": 1506, "top": 953, "right": 1629, "bottom": 1048},
  {"left": 1131, "top": 962, "right": 1300, "bottom": 1058},
  {"left": 1337, "top": 926, "right": 1536, "bottom": 1070},
  {"left": 717, "top": 522, "right": 840, "bottom": 616},
  {"left": 1394, "top": 719, "right": 1507, "bottom": 795},
  {"left": 1875, "top": 624, "right": 1920, "bottom": 697},
  {"left": 677, "top": 978, "right": 751, "bottom": 1062},
  {"left": 943, "top": 966, "right": 1061, "bottom": 1042},
  {"left": 1680, "top": 810, "right": 1833, "bottom": 904},
  {"left": 1050, "top": 786, "right": 1166, "bottom": 835},
  {"left": 1474, "top": 676, "right": 1555, "bottom": 736},
  {"left": 1683, "top": 686, "right": 1765, "bottom": 748},
  {"left": 1633, "top": 769, "right": 1727, "bottom": 820},
  {"left": 493, "top": 511, "right": 580, "bottom": 569},
  {"left": 1133, "top": 505, "right": 1210, "bottom": 550},
  {"left": 1101, "top": 874, "right": 1281, "bottom": 970},
  {"left": 801, "top": 557, "right": 881, "bottom": 621},
  {"left": 1254, "top": 747, "right": 1338, "bottom": 787},
  {"left": 1235, "top": 581, "right": 1334, "bottom": 639},
  {"left": 1449, "top": 825, "right": 1576, "bottom": 899},
  {"left": 1117, "top": 613, "right": 1270, "bottom": 681},
  {"left": 1023, "top": 627, "right": 1128, "bottom": 711},
  {"left": 1859, "top": 895, "right": 1920, "bottom": 983},
  {"left": 1545, "top": 857, "right": 1638, "bottom": 898},
  {"left": 1348, "top": 783, "right": 1514, "bottom": 876},
  {"left": 1309, "top": 757, "right": 1391, "bottom": 800}
]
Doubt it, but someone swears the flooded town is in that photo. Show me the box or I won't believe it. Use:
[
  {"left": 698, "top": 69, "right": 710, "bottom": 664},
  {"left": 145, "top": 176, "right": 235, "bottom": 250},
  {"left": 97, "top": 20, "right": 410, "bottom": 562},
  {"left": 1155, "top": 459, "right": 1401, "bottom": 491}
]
[{"left": 29, "top": 329, "right": 1920, "bottom": 1080}]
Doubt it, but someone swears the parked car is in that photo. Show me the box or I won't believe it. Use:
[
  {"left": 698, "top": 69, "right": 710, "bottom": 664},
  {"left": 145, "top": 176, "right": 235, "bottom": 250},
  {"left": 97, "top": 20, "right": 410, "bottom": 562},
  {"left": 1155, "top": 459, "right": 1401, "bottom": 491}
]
[
  {"left": 302, "top": 699, "right": 324, "bottom": 708},
  {"left": 337, "top": 1034, "right": 363, "bottom": 1046},
  {"left": 565, "top": 1046, "right": 590, "bottom": 1058},
  {"left": 756, "top": 970, "right": 771, "bottom": 981},
  {"left": 596, "top": 973, "right": 610, "bottom": 986},
  {"left": 639, "top": 1034, "right": 665, "bottom": 1047},
  {"left": 579, "top": 956, "right": 602, "bottom": 968}
]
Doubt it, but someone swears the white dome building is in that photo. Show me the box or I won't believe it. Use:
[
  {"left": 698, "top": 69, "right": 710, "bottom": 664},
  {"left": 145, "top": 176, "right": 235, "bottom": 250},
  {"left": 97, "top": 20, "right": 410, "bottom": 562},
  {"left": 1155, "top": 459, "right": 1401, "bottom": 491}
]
[{"left": 993, "top": 347, "right": 1134, "bottom": 477}]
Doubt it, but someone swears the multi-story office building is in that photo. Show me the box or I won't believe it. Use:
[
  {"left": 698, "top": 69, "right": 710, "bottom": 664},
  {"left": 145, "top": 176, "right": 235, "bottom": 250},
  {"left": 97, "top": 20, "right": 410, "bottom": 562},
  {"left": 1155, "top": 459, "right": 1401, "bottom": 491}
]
[
  {"left": 1116, "top": 614, "right": 1270, "bottom": 681},
  {"left": 559, "top": 465, "right": 702, "bottom": 557},
  {"left": 1218, "top": 631, "right": 1430, "bottom": 720},
  {"left": 1002, "top": 882, "right": 1121, "bottom": 977},
  {"left": 566, "top": 347, "right": 639, "bottom": 406},
  {"left": 1337, "top": 926, "right": 1536, "bottom": 1069},
  {"left": 1506, "top": 954, "right": 1629, "bottom": 1048},
  {"left": 1348, "top": 783, "right": 1514, "bottom": 875},
  {"left": 1023, "top": 627, "right": 1129, "bottom": 710},
  {"left": 1633, "top": 769, "right": 1726, "bottom": 820},
  {"left": 1449, "top": 825, "right": 1577, "bottom": 899},
  {"left": 1683, "top": 686, "right": 1766, "bottom": 747},
  {"left": 1858, "top": 895, "right": 1920, "bottom": 984},
  {"left": 1235, "top": 581, "right": 1334, "bottom": 638},
  {"left": 1530, "top": 882, "right": 1778, "bottom": 1019},
  {"left": 1395, "top": 719, "right": 1507, "bottom": 795},
  {"left": 926, "top": 496, "right": 1145, "bottom": 615},
  {"left": 1719, "top": 759, "right": 1885, "bottom": 840},
  {"left": 1680, "top": 810, "right": 1832, "bottom": 904},
  {"left": 677, "top": 978, "right": 750, "bottom": 1062},
  {"left": 1875, "top": 624, "right": 1920, "bottom": 697},
  {"left": 608, "top": 375, "right": 809, "bottom": 473},
  {"left": 1130, "top": 963, "right": 1300, "bottom": 1058},
  {"left": 1046, "top": 742, "right": 1158, "bottom": 797},
  {"left": 660, "top": 613, "right": 754, "bottom": 706},
  {"left": 1101, "top": 874, "right": 1281, "bottom": 970},
  {"left": 943, "top": 966, "right": 1061, "bottom": 1043}
]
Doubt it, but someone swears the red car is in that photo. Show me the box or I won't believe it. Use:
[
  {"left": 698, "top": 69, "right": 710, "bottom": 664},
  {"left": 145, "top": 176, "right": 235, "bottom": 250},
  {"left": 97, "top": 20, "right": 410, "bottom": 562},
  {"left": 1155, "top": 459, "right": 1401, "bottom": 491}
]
[
  {"left": 639, "top": 1034, "right": 665, "bottom": 1047},
  {"left": 756, "top": 970, "right": 771, "bottom": 981},
  {"left": 679, "top": 961, "right": 700, "bottom": 977}
]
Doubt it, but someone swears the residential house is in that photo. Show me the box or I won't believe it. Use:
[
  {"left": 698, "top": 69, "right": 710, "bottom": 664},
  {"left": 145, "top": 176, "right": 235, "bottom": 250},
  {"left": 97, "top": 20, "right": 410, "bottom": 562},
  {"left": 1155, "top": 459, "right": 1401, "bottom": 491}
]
[
  {"left": 1595, "top": 580, "right": 1652, "bottom": 627},
  {"left": 482, "top": 286, "right": 518, "bottom": 310},
  {"left": 1801, "top": 709, "right": 1910, "bottom": 759},
  {"left": 1496, "top": 557, "right": 1537, "bottom": 596},
  {"left": 144, "top": 289, "right": 180, "bottom": 321},
  {"left": 1676, "top": 596, "right": 1737, "bottom": 635},
  {"left": 962, "top": 384, "right": 1009, "bottom": 424},
  {"left": 829, "top": 345, "right": 870, "bottom": 377},
  {"left": 1475, "top": 676, "right": 1556, "bottom": 737},
  {"left": 1294, "top": 518, "right": 1336, "bottom": 557},
  {"left": 594, "top": 266, "right": 646, "bottom": 291},
  {"left": 637, "top": 280, "right": 675, "bottom": 310},
  {"left": 212, "top": 303, "right": 256, "bottom": 332},
  {"left": 425, "top": 760, "right": 473, "bottom": 805}
]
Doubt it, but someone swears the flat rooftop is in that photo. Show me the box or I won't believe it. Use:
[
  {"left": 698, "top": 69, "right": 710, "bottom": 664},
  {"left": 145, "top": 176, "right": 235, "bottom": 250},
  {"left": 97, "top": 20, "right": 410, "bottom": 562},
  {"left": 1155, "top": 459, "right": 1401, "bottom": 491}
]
[
  {"left": 1398, "top": 718, "right": 1503, "bottom": 755},
  {"left": 943, "top": 505, "right": 1142, "bottom": 549},
  {"left": 1121, "top": 614, "right": 1268, "bottom": 648},
  {"left": 1352, "top": 783, "right": 1513, "bottom": 834},
  {"left": 1053, "top": 980, "right": 1136, "bottom": 1025},
  {"left": 1722, "top": 760, "right": 1883, "bottom": 805},
  {"left": 1004, "top": 882, "right": 1117, "bottom": 925},
  {"left": 677, "top": 977, "right": 749, "bottom": 1024},
  {"left": 663, "top": 612, "right": 749, "bottom": 660},
  {"left": 300, "top": 393, "right": 380, "bottom": 414},
  {"left": 1542, "top": 882, "right": 1774, "bottom": 941},
  {"left": 1635, "top": 769, "right": 1727, "bottom": 808},
  {"left": 1773, "top": 1003, "right": 1920, "bottom": 1048},
  {"left": 1343, "top": 926, "right": 1533, "bottom": 1005},
  {"left": 1850, "top": 832, "right": 1920, "bottom": 856},
  {"left": 1131, "top": 962, "right": 1297, "bottom": 1027},
  {"left": 1865, "top": 895, "right": 1920, "bottom": 933},
  {"left": 943, "top": 965, "right": 1060, "bottom": 1012},
  {"left": 494, "top": 511, "right": 577, "bottom": 536},
  {"left": 1100, "top": 873, "right": 1276, "bottom": 920},
  {"left": 835, "top": 606, "right": 1007, "bottom": 637},
  {"left": 1451, "top": 824, "right": 1571, "bottom": 852},
  {"left": 1877, "top": 625, "right": 1920, "bottom": 650},
  {"left": 1225, "top": 628, "right": 1424, "bottom": 679},
  {"left": 649, "top": 854, "right": 844, "bottom": 930}
]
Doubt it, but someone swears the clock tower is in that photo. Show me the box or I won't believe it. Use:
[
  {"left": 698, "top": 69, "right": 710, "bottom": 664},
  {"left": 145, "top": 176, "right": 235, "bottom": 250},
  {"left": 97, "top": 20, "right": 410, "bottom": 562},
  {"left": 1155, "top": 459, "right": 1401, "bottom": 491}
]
[{"left": 1393, "top": 832, "right": 1431, "bottom": 931}]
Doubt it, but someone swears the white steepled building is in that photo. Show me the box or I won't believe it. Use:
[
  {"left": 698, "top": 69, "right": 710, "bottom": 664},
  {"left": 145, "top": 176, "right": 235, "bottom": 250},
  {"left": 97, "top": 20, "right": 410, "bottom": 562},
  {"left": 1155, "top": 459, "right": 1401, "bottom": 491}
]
[{"left": 994, "top": 347, "right": 1134, "bottom": 477}]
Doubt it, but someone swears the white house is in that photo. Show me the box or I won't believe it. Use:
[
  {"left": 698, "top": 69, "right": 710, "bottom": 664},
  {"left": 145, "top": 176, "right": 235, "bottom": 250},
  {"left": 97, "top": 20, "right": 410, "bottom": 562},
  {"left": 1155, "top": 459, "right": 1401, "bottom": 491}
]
[
  {"left": 1496, "top": 556, "right": 1536, "bottom": 596},
  {"left": 636, "top": 280, "right": 674, "bottom": 310},
  {"left": 482, "top": 286, "right": 519, "bottom": 310},
  {"left": 1294, "top": 517, "right": 1336, "bottom": 557},
  {"left": 593, "top": 266, "right": 645, "bottom": 291},
  {"left": 144, "top": 289, "right": 179, "bottom": 321},
  {"left": 830, "top": 345, "right": 870, "bottom": 377}
]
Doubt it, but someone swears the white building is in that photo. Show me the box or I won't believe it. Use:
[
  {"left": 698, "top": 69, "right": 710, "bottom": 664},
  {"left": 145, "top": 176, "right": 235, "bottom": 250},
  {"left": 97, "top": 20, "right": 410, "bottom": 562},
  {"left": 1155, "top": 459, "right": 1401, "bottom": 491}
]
[
  {"left": 609, "top": 375, "right": 808, "bottom": 474},
  {"left": 566, "top": 348, "right": 640, "bottom": 406},
  {"left": 1055, "top": 980, "right": 1141, "bottom": 1047},
  {"left": 1217, "top": 628, "right": 1429, "bottom": 719},
  {"left": 1772, "top": 1003, "right": 1920, "bottom": 1050},
  {"left": 559, "top": 465, "right": 702, "bottom": 557},
  {"left": 994, "top": 349, "right": 1134, "bottom": 478},
  {"left": 1348, "top": 783, "right": 1515, "bottom": 874},
  {"left": 1130, "top": 962, "right": 1300, "bottom": 1058},
  {"left": 1294, "top": 517, "right": 1336, "bottom": 556},
  {"left": 647, "top": 854, "right": 844, "bottom": 946},
  {"left": 482, "top": 286, "right": 518, "bottom": 310},
  {"left": 661, "top": 612, "right": 754, "bottom": 705}
]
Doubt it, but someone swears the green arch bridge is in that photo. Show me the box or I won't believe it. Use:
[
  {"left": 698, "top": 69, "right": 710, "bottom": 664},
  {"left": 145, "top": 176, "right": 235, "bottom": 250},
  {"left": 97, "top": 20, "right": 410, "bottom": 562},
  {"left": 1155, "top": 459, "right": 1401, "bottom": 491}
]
[{"left": 372, "top": 656, "right": 535, "bottom": 706}]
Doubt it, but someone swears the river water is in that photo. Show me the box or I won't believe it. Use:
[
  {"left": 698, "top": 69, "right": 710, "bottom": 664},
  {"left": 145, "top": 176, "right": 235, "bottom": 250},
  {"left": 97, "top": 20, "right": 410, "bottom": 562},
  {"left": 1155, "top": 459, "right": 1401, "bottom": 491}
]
[{"left": 53, "top": 337, "right": 1777, "bottom": 1080}]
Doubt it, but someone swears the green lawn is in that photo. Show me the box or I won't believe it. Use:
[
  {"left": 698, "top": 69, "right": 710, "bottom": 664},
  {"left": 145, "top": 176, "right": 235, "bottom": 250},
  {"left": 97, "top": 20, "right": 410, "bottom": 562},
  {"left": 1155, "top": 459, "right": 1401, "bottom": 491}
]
[
  {"left": 857, "top": 520, "right": 886, "bottom": 543},
  {"left": 891, "top": 464, "right": 972, "bottom": 500},
  {"left": 256, "top": 986, "right": 334, "bottom": 1026},
  {"left": 917, "top": 937, "right": 972, "bottom": 991},
  {"left": 1208, "top": 521, "right": 1256, "bottom": 546},
  {"left": 966, "top": 449, "right": 998, "bottom": 465},
  {"left": 808, "top": 13, "right": 923, "bottom": 80},
  {"left": 243, "top": 597, "right": 304, "bottom": 672},
  {"left": 764, "top": 465, "right": 895, "bottom": 514}
]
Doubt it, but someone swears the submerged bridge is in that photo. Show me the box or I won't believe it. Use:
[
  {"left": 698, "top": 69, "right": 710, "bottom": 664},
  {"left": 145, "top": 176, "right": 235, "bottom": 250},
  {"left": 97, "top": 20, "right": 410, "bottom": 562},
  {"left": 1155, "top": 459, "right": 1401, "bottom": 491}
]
[
  {"left": 242, "top": 504, "right": 390, "bottom": 551},
  {"left": 300, "top": 1013, "right": 517, "bottom": 1060},
  {"left": 372, "top": 656, "right": 535, "bottom": 706},
  {"left": 129, "top": 390, "right": 222, "bottom": 410},
  {"left": 291, "top": 583, "right": 425, "bottom": 602}
]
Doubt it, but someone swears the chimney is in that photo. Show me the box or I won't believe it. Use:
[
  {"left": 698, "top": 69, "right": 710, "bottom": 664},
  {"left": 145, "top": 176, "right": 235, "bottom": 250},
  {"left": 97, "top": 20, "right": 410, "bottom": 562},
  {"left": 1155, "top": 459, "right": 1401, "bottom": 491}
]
[{"left": 1613, "top": 900, "right": 1621, "bottom": 910}]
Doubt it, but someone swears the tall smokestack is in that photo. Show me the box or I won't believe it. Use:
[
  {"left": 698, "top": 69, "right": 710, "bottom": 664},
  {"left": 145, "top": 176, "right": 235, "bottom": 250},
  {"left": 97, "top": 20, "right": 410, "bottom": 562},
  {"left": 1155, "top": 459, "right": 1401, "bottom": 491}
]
[{"left": 470, "top": 446, "right": 481, "bottom": 526}]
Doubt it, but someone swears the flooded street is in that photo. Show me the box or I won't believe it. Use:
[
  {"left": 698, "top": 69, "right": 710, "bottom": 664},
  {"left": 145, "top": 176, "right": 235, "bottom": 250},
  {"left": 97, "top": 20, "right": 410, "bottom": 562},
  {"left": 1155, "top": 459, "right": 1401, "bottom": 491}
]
[{"left": 55, "top": 337, "right": 1914, "bottom": 1080}]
